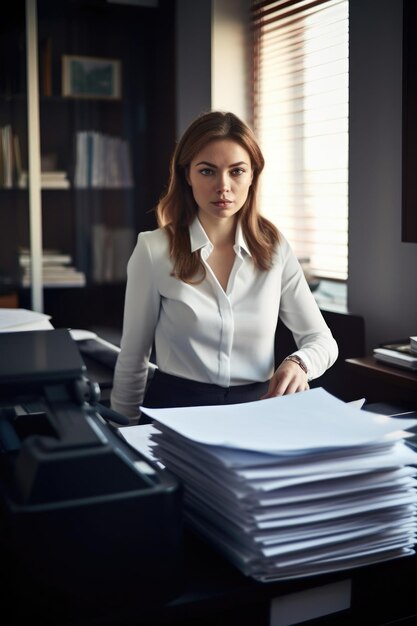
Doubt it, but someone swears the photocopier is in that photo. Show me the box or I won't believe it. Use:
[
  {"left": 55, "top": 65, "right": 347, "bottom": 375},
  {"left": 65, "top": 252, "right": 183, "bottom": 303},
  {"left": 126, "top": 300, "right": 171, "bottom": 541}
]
[{"left": 0, "top": 328, "right": 183, "bottom": 616}]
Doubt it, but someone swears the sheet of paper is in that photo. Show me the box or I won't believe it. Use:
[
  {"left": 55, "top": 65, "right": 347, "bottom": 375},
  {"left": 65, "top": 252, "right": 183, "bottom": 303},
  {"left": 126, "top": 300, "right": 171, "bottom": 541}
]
[
  {"left": 348, "top": 398, "right": 366, "bottom": 409},
  {"left": 69, "top": 329, "right": 98, "bottom": 341},
  {"left": 4, "top": 319, "right": 54, "bottom": 331},
  {"left": 260, "top": 524, "right": 416, "bottom": 558},
  {"left": 186, "top": 489, "right": 416, "bottom": 543},
  {"left": 141, "top": 387, "right": 417, "bottom": 452},
  {"left": 187, "top": 509, "right": 415, "bottom": 581},
  {"left": 254, "top": 517, "right": 417, "bottom": 546},
  {"left": 119, "top": 423, "right": 160, "bottom": 463},
  {"left": 0, "top": 308, "right": 52, "bottom": 332},
  {"left": 153, "top": 429, "right": 417, "bottom": 476}
]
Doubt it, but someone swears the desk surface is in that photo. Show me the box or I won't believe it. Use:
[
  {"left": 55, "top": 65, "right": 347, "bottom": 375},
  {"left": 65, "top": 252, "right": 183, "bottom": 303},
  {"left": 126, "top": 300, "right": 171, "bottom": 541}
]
[
  {"left": 346, "top": 356, "right": 417, "bottom": 389},
  {"left": 2, "top": 526, "right": 338, "bottom": 625},
  {"left": 5, "top": 525, "right": 417, "bottom": 626}
]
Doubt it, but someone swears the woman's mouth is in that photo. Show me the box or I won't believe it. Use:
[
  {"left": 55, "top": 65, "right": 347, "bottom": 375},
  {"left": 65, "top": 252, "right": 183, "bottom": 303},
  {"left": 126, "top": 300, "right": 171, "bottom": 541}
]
[{"left": 212, "top": 200, "right": 232, "bottom": 208}]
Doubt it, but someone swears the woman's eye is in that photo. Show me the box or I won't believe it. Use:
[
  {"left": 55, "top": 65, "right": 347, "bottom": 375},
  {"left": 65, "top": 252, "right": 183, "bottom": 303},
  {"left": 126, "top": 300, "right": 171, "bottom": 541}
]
[
  {"left": 231, "top": 168, "right": 245, "bottom": 176},
  {"left": 199, "top": 168, "right": 213, "bottom": 176}
]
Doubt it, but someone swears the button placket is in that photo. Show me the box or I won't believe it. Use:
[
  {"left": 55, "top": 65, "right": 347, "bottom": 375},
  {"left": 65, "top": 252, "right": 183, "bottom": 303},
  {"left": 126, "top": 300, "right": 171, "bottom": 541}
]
[{"left": 200, "top": 248, "right": 234, "bottom": 386}]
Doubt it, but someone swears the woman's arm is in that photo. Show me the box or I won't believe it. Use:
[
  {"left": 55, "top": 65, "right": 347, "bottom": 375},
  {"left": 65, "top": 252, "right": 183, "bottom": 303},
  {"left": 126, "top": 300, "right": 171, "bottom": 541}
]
[
  {"left": 264, "top": 238, "right": 338, "bottom": 397},
  {"left": 110, "top": 233, "right": 161, "bottom": 422}
]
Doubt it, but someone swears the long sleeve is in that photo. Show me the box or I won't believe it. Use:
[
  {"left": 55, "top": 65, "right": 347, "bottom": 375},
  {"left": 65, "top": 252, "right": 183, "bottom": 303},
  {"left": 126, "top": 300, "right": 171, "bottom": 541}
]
[
  {"left": 277, "top": 238, "right": 339, "bottom": 380},
  {"left": 110, "top": 232, "right": 161, "bottom": 421}
]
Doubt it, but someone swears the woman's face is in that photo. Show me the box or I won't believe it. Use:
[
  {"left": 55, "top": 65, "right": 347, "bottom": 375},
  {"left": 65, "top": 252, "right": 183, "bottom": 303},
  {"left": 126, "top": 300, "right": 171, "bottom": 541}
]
[{"left": 186, "top": 139, "right": 253, "bottom": 224}]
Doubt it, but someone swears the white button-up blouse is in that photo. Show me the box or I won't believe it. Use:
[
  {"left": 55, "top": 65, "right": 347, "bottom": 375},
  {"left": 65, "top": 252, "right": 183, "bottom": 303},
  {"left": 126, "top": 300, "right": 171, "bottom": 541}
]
[{"left": 110, "top": 217, "right": 338, "bottom": 418}]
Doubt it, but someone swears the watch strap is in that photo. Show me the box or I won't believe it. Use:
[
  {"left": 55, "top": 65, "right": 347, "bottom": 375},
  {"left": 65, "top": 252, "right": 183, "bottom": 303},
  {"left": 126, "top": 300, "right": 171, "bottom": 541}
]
[{"left": 284, "top": 354, "right": 308, "bottom": 375}]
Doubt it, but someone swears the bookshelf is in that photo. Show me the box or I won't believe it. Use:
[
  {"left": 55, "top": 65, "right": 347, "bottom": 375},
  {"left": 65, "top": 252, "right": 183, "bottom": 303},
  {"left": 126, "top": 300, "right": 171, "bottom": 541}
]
[{"left": 0, "top": 0, "right": 175, "bottom": 328}]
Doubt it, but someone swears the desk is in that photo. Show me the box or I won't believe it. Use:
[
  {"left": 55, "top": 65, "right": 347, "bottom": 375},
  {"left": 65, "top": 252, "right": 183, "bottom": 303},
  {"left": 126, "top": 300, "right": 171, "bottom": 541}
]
[
  {"left": 345, "top": 357, "right": 417, "bottom": 406},
  {"left": 4, "top": 528, "right": 417, "bottom": 626},
  {"left": 2, "top": 335, "right": 416, "bottom": 625},
  {"left": 73, "top": 355, "right": 417, "bottom": 625},
  {"left": 145, "top": 533, "right": 417, "bottom": 626}
]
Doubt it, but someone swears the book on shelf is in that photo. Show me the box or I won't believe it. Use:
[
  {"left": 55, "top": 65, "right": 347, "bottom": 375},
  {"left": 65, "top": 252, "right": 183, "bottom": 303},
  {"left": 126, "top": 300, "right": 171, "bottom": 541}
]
[
  {"left": 22, "top": 278, "right": 86, "bottom": 288},
  {"left": 373, "top": 341, "right": 417, "bottom": 371},
  {"left": 18, "top": 170, "right": 70, "bottom": 189},
  {"left": 74, "top": 130, "right": 133, "bottom": 188},
  {"left": 18, "top": 248, "right": 73, "bottom": 266},
  {"left": 92, "top": 225, "right": 135, "bottom": 283},
  {"left": 18, "top": 248, "right": 86, "bottom": 287},
  {"left": 23, "top": 266, "right": 82, "bottom": 277},
  {"left": 379, "top": 339, "right": 417, "bottom": 356},
  {"left": 40, "top": 36, "right": 52, "bottom": 97},
  {"left": 0, "top": 124, "right": 22, "bottom": 188},
  {"left": 21, "top": 269, "right": 86, "bottom": 288}
]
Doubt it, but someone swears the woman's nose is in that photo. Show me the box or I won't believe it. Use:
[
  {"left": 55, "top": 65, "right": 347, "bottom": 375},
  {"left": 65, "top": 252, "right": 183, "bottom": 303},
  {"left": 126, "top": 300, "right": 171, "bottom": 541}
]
[{"left": 216, "top": 173, "right": 230, "bottom": 194}]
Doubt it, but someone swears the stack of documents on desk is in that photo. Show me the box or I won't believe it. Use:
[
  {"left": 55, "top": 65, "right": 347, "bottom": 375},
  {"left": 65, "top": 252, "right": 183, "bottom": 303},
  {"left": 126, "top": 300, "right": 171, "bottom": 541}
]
[
  {"left": 0, "top": 308, "right": 53, "bottom": 332},
  {"left": 140, "top": 388, "right": 417, "bottom": 582}
]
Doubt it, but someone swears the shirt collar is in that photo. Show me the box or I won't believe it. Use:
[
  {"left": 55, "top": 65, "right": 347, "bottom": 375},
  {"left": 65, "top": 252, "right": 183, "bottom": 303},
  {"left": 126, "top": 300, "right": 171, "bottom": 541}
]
[
  {"left": 189, "top": 216, "right": 252, "bottom": 257},
  {"left": 234, "top": 221, "right": 251, "bottom": 257},
  {"left": 189, "top": 217, "right": 210, "bottom": 252}
]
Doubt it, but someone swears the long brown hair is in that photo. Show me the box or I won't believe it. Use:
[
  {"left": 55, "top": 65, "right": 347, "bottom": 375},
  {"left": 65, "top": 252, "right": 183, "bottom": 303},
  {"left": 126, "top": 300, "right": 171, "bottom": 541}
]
[{"left": 156, "top": 111, "right": 280, "bottom": 282}]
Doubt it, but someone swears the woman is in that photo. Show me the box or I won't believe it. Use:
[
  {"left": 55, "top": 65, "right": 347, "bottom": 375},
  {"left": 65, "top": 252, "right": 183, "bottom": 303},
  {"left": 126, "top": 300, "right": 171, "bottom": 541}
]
[{"left": 111, "top": 111, "right": 338, "bottom": 423}]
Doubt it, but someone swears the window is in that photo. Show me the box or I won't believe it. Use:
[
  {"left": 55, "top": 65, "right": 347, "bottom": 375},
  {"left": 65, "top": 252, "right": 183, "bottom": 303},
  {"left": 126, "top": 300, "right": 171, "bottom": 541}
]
[{"left": 251, "top": 0, "right": 349, "bottom": 280}]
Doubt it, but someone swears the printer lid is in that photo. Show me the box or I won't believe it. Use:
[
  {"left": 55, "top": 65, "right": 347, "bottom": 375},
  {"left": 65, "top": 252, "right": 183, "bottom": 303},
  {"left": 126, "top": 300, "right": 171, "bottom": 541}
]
[{"left": 0, "top": 328, "right": 86, "bottom": 385}]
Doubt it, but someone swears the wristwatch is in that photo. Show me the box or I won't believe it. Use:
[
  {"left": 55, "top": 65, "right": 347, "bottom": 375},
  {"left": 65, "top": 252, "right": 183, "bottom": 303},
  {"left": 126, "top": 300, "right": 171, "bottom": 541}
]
[{"left": 284, "top": 354, "right": 308, "bottom": 375}]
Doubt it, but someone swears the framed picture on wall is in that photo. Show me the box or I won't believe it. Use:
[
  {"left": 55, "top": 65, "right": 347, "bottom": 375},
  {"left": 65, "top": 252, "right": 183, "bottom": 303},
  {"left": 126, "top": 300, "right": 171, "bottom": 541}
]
[{"left": 62, "top": 55, "right": 122, "bottom": 100}]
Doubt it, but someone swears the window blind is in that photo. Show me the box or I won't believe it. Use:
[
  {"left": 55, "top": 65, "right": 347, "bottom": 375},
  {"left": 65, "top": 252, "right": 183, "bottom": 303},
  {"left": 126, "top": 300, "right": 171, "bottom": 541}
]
[{"left": 251, "top": 0, "right": 349, "bottom": 280}]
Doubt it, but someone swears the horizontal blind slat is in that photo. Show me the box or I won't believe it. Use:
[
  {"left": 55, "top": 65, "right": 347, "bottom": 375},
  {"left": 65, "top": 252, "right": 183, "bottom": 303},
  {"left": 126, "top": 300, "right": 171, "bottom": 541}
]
[{"left": 252, "top": 0, "right": 348, "bottom": 280}]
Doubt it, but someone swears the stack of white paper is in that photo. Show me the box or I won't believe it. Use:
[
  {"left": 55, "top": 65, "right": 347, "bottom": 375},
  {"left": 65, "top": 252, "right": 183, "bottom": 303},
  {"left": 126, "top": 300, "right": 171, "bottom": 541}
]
[
  {"left": 0, "top": 308, "right": 53, "bottom": 332},
  {"left": 140, "top": 388, "right": 417, "bottom": 582}
]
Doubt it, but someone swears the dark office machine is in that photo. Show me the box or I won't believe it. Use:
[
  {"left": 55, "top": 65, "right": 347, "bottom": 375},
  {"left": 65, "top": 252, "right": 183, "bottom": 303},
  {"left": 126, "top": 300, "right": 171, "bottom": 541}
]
[{"left": 0, "top": 329, "right": 183, "bottom": 618}]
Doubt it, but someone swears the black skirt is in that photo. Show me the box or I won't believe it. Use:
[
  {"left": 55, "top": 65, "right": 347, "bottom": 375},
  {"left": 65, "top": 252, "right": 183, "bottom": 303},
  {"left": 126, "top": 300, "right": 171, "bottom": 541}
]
[{"left": 141, "top": 369, "right": 269, "bottom": 423}]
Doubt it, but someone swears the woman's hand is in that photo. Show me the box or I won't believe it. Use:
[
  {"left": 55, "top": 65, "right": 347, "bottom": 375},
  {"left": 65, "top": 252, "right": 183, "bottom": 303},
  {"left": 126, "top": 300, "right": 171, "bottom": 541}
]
[{"left": 261, "top": 359, "right": 309, "bottom": 399}]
